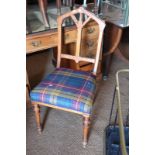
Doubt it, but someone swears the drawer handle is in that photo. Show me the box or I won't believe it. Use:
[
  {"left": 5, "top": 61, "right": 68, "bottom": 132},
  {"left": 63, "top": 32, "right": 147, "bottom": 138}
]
[
  {"left": 87, "top": 27, "right": 95, "bottom": 34},
  {"left": 86, "top": 40, "right": 94, "bottom": 48},
  {"left": 31, "top": 41, "right": 41, "bottom": 47}
]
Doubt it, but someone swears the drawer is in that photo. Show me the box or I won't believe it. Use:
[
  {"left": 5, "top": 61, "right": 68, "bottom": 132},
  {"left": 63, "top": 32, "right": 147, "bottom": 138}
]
[
  {"left": 79, "top": 46, "right": 102, "bottom": 71},
  {"left": 82, "top": 25, "right": 99, "bottom": 40},
  {"left": 26, "top": 30, "right": 77, "bottom": 54},
  {"left": 64, "top": 25, "right": 99, "bottom": 43},
  {"left": 80, "top": 39, "right": 98, "bottom": 58},
  {"left": 64, "top": 31, "right": 77, "bottom": 43},
  {"left": 26, "top": 34, "right": 58, "bottom": 53}
]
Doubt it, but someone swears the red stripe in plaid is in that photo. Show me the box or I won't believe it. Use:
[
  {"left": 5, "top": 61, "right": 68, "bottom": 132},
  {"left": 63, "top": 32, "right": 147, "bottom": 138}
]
[
  {"left": 41, "top": 82, "right": 93, "bottom": 96},
  {"left": 30, "top": 67, "right": 96, "bottom": 114},
  {"left": 74, "top": 73, "right": 91, "bottom": 110},
  {"left": 40, "top": 71, "right": 59, "bottom": 103}
]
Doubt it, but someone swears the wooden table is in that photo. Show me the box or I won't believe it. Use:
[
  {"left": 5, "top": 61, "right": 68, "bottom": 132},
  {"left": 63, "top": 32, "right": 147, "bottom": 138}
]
[
  {"left": 26, "top": 21, "right": 99, "bottom": 54},
  {"left": 100, "top": 1, "right": 129, "bottom": 79}
]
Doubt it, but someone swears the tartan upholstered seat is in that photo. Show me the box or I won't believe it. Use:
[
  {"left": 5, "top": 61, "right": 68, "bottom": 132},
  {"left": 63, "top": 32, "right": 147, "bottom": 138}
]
[{"left": 30, "top": 67, "right": 96, "bottom": 114}]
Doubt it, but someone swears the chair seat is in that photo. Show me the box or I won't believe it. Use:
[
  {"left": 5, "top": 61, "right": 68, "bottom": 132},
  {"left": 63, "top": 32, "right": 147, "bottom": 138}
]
[{"left": 30, "top": 67, "right": 96, "bottom": 114}]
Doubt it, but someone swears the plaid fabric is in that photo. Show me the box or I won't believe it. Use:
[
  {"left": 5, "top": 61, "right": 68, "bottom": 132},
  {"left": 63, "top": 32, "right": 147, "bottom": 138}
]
[{"left": 30, "top": 68, "right": 96, "bottom": 114}]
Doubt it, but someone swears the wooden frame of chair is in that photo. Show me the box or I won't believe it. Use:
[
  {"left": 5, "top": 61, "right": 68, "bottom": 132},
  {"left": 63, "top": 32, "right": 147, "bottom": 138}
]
[
  {"left": 32, "top": 7, "right": 105, "bottom": 147},
  {"left": 57, "top": 7, "right": 105, "bottom": 75}
]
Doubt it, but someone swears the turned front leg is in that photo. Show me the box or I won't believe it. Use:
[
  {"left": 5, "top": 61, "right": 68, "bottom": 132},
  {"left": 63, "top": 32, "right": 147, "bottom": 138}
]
[
  {"left": 34, "top": 104, "right": 42, "bottom": 134},
  {"left": 83, "top": 116, "right": 90, "bottom": 148}
]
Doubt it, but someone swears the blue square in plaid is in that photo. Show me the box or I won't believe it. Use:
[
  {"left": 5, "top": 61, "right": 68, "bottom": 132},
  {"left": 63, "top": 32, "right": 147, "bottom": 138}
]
[{"left": 30, "top": 68, "right": 96, "bottom": 114}]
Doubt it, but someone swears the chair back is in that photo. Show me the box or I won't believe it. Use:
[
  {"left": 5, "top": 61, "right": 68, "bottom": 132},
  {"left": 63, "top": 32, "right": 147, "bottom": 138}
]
[{"left": 57, "top": 7, "right": 106, "bottom": 75}]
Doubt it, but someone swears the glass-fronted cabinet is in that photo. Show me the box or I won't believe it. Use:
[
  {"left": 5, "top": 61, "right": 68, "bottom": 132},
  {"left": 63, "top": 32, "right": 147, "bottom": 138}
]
[
  {"left": 101, "top": 0, "right": 129, "bottom": 27},
  {"left": 26, "top": 0, "right": 129, "bottom": 34}
]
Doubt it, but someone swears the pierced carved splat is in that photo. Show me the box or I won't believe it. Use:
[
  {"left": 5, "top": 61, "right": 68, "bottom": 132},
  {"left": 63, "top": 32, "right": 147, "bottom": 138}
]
[{"left": 57, "top": 7, "right": 106, "bottom": 75}]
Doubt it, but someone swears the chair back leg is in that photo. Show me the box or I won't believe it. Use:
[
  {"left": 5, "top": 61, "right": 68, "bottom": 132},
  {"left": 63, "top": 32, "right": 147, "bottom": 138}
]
[
  {"left": 34, "top": 104, "right": 42, "bottom": 134},
  {"left": 83, "top": 116, "right": 90, "bottom": 148}
]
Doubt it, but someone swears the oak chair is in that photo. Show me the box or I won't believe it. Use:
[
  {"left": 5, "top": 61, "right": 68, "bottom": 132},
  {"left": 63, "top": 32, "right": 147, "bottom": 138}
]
[{"left": 30, "top": 7, "right": 105, "bottom": 147}]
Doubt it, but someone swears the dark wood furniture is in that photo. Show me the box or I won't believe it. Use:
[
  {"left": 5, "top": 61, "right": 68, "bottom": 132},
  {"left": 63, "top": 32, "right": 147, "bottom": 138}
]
[
  {"left": 102, "top": 22, "right": 123, "bottom": 79},
  {"left": 100, "top": 1, "right": 129, "bottom": 79}
]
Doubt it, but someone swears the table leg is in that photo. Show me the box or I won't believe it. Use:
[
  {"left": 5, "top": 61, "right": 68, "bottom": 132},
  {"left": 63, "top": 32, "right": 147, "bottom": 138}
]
[
  {"left": 38, "top": 0, "right": 50, "bottom": 28},
  {"left": 26, "top": 0, "right": 32, "bottom": 34},
  {"left": 102, "top": 25, "right": 123, "bottom": 80},
  {"left": 26, "top": 17, "right": 32, "bottom": 34},
  {"left": 26, "top": 71, "right": 31, "bottom": 108},
  {"left": 56, "top": 0, "right": 62, "bottom": 15},
  {"left": 63, "top": 0, "right": 75, "bottom": 10},
  {"left": 102, "top": 54, "right": 112, "bottom": 80}
]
